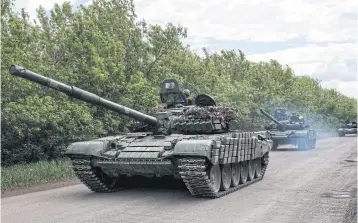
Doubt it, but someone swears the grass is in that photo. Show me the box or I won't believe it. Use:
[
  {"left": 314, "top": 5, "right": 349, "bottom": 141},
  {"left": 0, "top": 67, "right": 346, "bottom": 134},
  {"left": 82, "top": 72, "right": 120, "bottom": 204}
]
[{"left": 1, "top": 159, "right": 76, "bottom": 191}]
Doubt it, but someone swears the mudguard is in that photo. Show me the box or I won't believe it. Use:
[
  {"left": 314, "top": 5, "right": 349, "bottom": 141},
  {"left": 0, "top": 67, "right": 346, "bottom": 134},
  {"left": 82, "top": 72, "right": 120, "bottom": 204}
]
[
  {"left": 173, "top": 139, "right": 213, "bottom": 158},
  {"left": 262, "top": 139, "right": 273, "bottom": 154},
  {"left": 291, "top": 130, "right": 312, "bottom": 137},
  {"left": 254, "top": 139, "right": 272, "bottom": 157},
  {"left": 65, "top": 140, "right": 107, "bottom": 156},
  {"left": 270, "top": 130, "right": 313, "bottom": 139}
]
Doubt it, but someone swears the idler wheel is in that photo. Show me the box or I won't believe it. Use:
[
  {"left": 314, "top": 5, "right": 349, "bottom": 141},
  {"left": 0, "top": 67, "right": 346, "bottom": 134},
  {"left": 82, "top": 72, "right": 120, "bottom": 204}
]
[
  {"left": 98, "top": 168, "right": 118, "bottom": 188},
  {"left": 248, "top": 160, "right": 256, "bottom": 181},
  {"left": 240, "top": 161, "right": 249, "bottom": 184},
  {"left": 254, "top": 158, "right": 262, "bottom": 178},
  {"left": 220, "top": 164, "right": 232, "bottom": 191},
  {"left": 209, "top": 164, "right": 221, "bottom": 193},
  {"left": 231, "top": 163, "right": 241, "bottom": 187}
]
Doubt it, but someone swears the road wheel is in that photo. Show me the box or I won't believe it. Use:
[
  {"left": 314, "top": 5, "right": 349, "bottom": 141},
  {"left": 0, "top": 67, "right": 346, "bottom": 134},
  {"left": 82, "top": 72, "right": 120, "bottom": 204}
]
[
  {"left": 240, "top": 161, "right": 249, "bottom": 184},
  {"left": 208, "top": 164, "right": 221, "bottom": 193},
  {"left": 220, "top": 164, "right": 232, "bottom": 191},
  {"left": 248, "top": 160, "right": 256, "bottom": 181},
  {"left": 254, "top": 158, "right": 262, "bottom": 178},
  {"left": 99, "top": 172, "right": 117, "bottom": 188},
  {"left": 92, "top": 167, "right": 123, "bottom": 189},
  {"left": 231, "top": 163, "right": 240, "bottom": 187}
]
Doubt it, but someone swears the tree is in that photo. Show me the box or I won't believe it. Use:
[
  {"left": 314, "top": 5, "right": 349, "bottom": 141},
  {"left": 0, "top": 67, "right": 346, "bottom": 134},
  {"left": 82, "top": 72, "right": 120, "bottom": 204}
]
[{"left": 1, "top": 0, "right": 357, "bottom": 166}]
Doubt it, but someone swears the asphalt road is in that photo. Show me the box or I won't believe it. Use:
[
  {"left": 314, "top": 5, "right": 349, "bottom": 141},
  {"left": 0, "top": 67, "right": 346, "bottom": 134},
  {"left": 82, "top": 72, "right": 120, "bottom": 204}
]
[{"left": 2, "top": 136, "right": 357, "bottom": 223}]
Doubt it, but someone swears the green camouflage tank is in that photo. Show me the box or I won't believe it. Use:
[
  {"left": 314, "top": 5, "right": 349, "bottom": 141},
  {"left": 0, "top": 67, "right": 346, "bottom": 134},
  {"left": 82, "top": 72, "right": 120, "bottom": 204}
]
[
  {"left": 337, "top": 119, "right": 357, "bottom": 137},
  {"left": 9, "top": 65, "right": 273, "bottom": 198},
  {"left": 259, "top": 108, "right": 316, "bottom": 151}
]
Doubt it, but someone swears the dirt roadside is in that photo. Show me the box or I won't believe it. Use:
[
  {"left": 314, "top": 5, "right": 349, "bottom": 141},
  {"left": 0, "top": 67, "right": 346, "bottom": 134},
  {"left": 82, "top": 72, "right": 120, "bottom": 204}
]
[{"left": 1, "top": 179, "right": 81, "bottom": 198}]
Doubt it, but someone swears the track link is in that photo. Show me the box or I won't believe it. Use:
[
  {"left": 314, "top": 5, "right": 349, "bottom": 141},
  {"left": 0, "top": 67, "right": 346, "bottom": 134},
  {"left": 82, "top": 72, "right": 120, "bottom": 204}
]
[
  {"left": 178, "top": 153, "right": 269, "bottom": 198},
  {"left": 70, "top": 156, "right": 122, "bottom": 193},
  {"left": 69, "top": 154, "right": 269, "bottom": 198}
]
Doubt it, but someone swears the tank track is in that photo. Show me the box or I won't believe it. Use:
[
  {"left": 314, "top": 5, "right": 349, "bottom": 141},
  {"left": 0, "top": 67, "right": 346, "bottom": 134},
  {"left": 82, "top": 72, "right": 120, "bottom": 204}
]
[
  {"left": 178, "top": 153, "right": 269, "bottom": 198},
  {"left": 69, "top": 154, "right": 269, "bottom": 198},
  {"left": 70, "top": 156, "right": 123, "bottom": 193}
]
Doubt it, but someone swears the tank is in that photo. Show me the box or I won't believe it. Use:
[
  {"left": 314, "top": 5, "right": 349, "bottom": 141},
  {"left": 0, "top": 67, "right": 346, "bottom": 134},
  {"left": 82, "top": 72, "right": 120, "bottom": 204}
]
[
  {"left": 259, "top": 108, "right": 316, "bottom": 150},
  {"left": 337, "top": 119, "right": 357, "bottom": 137},
  {"left": 9, "top": 64, "right": 273, "bottom": 198}
]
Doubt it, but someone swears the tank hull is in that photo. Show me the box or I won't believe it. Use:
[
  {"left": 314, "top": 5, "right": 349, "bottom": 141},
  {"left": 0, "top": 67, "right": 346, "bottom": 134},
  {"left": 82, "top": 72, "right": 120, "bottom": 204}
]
[
  {"left": 337, "top": 128, "right": 357, "bottom": 137},
  {"left": 65, "top": 131, "right": 272, "bottom": 198},
  {"left": 266, "top": 129, "right": 316, "bottom": 150}
]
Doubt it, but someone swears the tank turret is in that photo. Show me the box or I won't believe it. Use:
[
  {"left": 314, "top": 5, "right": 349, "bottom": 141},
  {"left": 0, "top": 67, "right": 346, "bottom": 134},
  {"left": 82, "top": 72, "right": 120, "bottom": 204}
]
[
  {"left": 130, "top": 77, "right": 239, "bottom": 134},
  {"left": 259, "top": 109, "right": 305, "bottom": 131},
  {"left": 273, "top": 108, "right": 288, "bottom": 121}
]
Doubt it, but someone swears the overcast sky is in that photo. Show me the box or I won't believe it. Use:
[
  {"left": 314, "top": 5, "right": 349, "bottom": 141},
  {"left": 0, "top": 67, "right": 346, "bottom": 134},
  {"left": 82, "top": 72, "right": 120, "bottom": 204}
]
[{"left": 13, "top": 0, "right": 358, "bottom": 98}]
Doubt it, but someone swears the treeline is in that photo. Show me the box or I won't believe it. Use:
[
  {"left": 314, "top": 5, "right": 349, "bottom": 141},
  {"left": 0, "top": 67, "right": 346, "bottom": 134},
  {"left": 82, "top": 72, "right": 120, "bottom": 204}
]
[{"left": 1, "top": 0, "right": 356, "bottom": 166}]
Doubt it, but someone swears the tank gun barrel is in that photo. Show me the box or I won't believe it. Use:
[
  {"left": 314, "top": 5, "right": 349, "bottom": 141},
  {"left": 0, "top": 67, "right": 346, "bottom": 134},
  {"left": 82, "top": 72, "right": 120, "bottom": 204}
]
[
  {"left": 9, "top": 65, "right": 158, "bottom": 126},
  {"left": 259, "top": 108, "right": 282, "bottom": 126}
]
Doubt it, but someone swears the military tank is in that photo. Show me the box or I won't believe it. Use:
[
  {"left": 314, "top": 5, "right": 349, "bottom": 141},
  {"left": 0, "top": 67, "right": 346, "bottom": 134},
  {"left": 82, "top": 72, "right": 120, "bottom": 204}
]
[
  {"left": 9, "top": 64, "right": 273, "bottom": 198},
  {"left": 259, "top": 108, "right": 316, "bottom": 150},
  {"left": 337, "top": 119, "right": 357, "bottom": 137}
]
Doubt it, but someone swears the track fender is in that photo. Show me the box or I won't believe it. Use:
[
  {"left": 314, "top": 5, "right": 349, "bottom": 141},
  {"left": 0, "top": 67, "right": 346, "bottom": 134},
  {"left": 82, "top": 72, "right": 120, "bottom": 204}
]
[
  {"left": 256, "top": 139, "right": 273, "bottom": 157},
  {"left": 173, "top": 139, "right": 213, "bottom": 158},
  {"left": 65, "top": 140, "right": 106, "bottom": 157},
  {"left": 294, "top": 130, "right": 316, "bottom": 138},
  {"left": 266, "top": 139, "right": 273, "bottom": 153}
]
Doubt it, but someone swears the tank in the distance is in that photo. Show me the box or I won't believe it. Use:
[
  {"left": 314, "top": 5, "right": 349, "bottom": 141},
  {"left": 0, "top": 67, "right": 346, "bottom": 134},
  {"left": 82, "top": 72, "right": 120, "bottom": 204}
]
[
  {"left": 337, "top": 119, "right": 357, "bottom": 137},
  {"left": 9, "top": 65, "right": 273, "bottom": 198},
  {"left": 259, "top": 108, "right": 316, "bottom": 151}
]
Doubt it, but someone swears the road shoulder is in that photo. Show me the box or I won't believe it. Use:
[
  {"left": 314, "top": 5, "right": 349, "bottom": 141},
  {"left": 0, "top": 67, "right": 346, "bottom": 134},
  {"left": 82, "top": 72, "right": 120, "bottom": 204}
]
[{"left": 1, "top": 179, "right": 80, "bottom": 198}]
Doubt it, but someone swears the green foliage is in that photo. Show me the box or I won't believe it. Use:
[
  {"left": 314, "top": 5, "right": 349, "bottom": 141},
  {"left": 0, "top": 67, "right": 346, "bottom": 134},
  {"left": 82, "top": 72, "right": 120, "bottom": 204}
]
[
  {"left": 1, "top": 159, "right": 75, "bottom": 190},
  {"left": 2, "top": 0, "right": 357, "bottom": 166}
]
